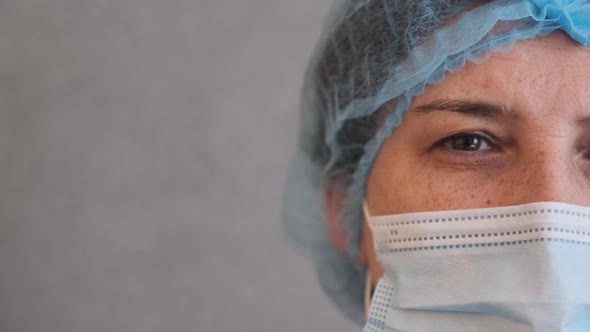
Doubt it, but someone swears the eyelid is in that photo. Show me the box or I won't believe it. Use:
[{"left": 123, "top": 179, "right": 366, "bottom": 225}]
[{"left": 430, "top": 131, "right": 500, "bottom": 153}]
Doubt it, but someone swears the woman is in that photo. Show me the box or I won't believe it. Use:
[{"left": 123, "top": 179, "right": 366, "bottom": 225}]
[{"left": 284, "top": 0, "right": 590, "bottom": 331}]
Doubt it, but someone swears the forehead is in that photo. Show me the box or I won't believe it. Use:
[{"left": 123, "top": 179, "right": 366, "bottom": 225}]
[{"left": 411, "top": 31, "right": 590, "bottom": 118}]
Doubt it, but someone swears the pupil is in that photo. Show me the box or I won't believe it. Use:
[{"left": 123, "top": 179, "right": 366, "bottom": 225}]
[{"left": 454, "top": 136, "right": 480, "bottom": 150}]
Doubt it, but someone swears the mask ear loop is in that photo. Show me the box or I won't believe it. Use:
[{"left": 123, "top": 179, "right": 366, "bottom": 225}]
[
  {"left": 363, "top": 201, "right": 373, "bottom": 318},
  {"left": 364, "top": 269, "right": 372, "bottom": 318}
]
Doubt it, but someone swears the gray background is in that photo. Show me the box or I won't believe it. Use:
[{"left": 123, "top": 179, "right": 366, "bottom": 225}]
[{"left": 0, "top": 1, "right": 356, "bottom": 331}]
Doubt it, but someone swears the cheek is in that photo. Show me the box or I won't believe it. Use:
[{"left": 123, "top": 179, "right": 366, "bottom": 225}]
[{"left": 366, "top": 158, "right": 517, "bottom": 215}]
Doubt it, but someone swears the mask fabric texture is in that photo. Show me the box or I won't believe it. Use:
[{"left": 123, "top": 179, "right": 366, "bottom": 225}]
[{"left": 364, "top": 202, "right": 590, "bottom": 332}]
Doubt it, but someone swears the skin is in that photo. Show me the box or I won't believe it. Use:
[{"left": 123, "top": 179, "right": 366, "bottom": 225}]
[{"left": 327, "top": 31, "right": 590, "bottom": 286}]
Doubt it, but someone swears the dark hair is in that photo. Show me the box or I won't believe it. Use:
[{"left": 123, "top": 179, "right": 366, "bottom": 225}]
[{"left": 302, "top": 0, "right": 486, "bottom": 181}]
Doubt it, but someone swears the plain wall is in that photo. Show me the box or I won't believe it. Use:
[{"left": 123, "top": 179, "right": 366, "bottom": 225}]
[{"left": 0, "top": 1, "right": 356, "bottom": 331}]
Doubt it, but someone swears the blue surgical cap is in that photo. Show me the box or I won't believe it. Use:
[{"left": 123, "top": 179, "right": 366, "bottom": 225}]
[{"left": 283, "top": 0, "right": 590, "bottom": 325}]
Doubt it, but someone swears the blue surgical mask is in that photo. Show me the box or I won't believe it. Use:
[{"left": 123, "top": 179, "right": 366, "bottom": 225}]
[{"left": 363, "top": 201, "right": 590, "bottom": 332}]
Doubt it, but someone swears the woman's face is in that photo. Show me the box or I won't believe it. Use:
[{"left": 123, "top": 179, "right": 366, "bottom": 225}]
[{"left": 362, "top": 31, "right": 590, "bottom": 282}]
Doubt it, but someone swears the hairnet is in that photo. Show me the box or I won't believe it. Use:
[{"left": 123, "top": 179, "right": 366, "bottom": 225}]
[{"left": 283, "top": 0, "right": 590, "bottom": 325}]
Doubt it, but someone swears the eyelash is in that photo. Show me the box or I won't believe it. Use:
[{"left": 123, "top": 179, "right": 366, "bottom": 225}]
[{"left": 434, "top": 131, "right": 497, "bottom": 153}]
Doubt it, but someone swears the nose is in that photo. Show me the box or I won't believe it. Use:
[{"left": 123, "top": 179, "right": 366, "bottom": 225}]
[{"left": 505, "top": 145, "right": 589, "bottom": 206}]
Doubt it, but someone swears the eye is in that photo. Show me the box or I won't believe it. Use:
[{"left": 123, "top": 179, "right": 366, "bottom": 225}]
[{"left": 438, "top": 133, "right": 494, "bottom": 152}]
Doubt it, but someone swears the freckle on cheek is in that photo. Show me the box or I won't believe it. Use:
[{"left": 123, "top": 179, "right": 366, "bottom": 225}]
[{"left": 431, "top": 197, "right": 439, "bottom": 206}]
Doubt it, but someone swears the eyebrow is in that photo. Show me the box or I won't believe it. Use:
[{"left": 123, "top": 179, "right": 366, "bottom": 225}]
[{"left": 411, "top": 99, "right": 516, "bottom": 119}]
